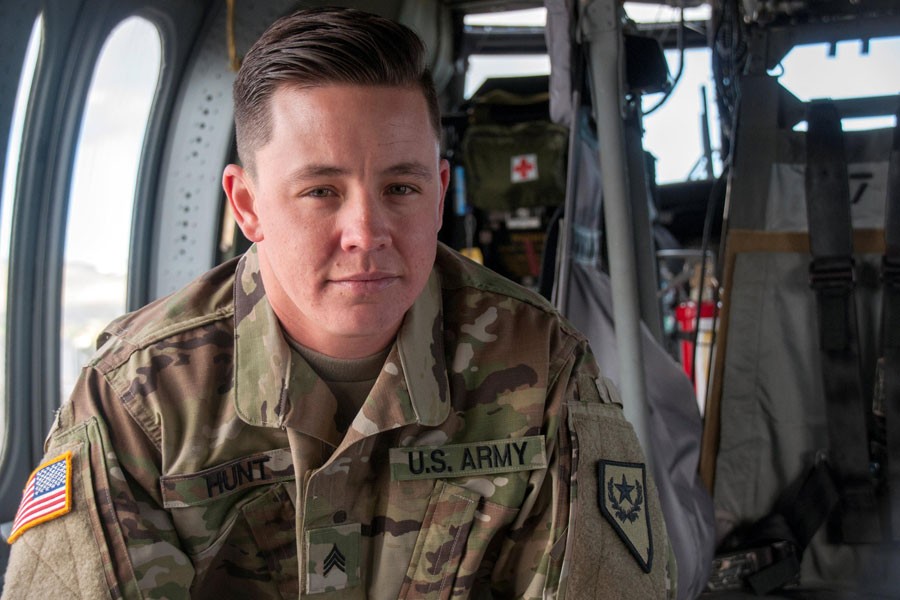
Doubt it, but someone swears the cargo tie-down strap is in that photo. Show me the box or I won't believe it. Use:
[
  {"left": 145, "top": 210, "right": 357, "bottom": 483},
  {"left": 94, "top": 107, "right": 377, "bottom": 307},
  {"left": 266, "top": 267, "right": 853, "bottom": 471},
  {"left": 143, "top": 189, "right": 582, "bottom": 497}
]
[
  {"left": 806, "top": 100, "right": 881, "bottom": 544},
  {"left": 708, "top": 100, "right": 900, "bottom": 597},
  {"left": 707, "top": 458, "right": 840, "bottom": 595}
]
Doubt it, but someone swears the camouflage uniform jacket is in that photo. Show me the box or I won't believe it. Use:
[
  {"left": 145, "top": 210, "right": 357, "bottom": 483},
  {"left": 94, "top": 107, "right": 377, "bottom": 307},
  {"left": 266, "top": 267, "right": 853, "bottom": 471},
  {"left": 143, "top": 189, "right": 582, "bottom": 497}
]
[{"left": 4, "top": 244, "right": 673, "bottom": 599}]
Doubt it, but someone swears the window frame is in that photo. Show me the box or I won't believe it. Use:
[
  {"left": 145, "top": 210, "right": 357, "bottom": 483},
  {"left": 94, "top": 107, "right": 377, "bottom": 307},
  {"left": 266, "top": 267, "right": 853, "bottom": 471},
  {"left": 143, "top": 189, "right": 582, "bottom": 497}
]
[{"left": 0, "top": 3, "right": 173, "bottom": 550}]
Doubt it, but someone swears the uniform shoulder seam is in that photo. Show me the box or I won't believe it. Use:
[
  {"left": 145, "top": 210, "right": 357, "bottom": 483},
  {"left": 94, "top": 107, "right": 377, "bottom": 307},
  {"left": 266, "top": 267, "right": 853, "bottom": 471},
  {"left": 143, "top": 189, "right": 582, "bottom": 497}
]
[
  {"left": 107, "top": 305, "right": 234, "bottom": 349},
  {"left": 94, "top": 306, "right": 234, "bottom": 374}
]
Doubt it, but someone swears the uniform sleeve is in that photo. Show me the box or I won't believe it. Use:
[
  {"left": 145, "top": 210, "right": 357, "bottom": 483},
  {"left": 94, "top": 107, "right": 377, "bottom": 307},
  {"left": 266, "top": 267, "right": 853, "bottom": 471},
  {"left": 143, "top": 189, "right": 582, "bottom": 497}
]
[
  {"left": 3, "top": 368, "right": 194, "bottom": 600},
  {"left": 490, "top": 345, "right": 676, "bottom": 599},
  {"left": 563, "top": 374, "right": 675, "bottom": 598}
]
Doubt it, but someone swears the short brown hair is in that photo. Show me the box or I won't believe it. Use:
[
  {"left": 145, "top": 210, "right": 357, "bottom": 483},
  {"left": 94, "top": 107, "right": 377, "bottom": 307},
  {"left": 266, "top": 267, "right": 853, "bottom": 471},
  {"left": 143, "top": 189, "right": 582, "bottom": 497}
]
[{"left": 233, "top": 7, "right": 441, "bottom": 171}]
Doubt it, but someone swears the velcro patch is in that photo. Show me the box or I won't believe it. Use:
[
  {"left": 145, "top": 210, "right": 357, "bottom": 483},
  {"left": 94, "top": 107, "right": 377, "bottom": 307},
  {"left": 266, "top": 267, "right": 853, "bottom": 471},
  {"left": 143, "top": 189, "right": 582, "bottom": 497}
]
[
  {"left": 8, "top": 451, "right": 73, "bottom": 544},
  {"left": 306, "top": 523, "right": 361, "bottom": 594},
  {"left": 598, "top": 460, "right": 653, "bottom": 572},
  {"left": 159, "top": 448, "right": 295, "bottom": 507},
  {"left": 390, "top": 435, "right": 546, "bottom": 481}
]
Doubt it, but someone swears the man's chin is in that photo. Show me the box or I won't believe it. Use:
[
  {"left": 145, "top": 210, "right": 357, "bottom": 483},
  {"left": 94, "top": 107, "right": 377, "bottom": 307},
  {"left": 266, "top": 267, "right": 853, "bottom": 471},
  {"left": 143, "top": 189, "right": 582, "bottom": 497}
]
[{"left": 323, "top": 313, "right": 404, "bottom": 350}]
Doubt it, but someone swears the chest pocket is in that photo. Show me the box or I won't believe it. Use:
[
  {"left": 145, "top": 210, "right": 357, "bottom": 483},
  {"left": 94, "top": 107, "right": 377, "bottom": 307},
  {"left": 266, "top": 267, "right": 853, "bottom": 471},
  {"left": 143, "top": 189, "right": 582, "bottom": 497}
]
[
  {"left": 182, "top": 483, "right": 297, "bottom": 599},
  {"left": 241, "top": 483, "right": 299, "bottom": 598},
  {"left": 399, "top": 480, "right": 519, "bottom": 599},
  {"left": 160, "top": 447, "right": 298, "bottom": 595}
]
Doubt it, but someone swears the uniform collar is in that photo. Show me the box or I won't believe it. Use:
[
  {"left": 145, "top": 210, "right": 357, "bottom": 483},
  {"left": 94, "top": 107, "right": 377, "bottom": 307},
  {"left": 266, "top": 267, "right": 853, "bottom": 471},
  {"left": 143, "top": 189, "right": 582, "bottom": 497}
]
[{"left": 233, "top": 245, "right": 450, "bottom": 442}]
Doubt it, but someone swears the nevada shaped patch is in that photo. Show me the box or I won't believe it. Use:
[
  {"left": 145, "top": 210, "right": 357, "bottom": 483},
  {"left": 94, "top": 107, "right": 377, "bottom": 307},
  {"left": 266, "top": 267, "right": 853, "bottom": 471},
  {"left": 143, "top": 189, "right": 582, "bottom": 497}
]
[{"left": 598, "top": 460, "right": 653, "bottom": 572}]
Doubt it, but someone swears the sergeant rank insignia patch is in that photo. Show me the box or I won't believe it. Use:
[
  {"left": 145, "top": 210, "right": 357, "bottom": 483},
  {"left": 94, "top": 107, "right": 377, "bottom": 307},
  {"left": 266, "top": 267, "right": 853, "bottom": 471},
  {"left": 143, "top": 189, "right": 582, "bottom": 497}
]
[
  {"left": 598, "top": 460, "right": 653, "bottom": 573},
  {"left": 306, "top": 523, "right": 360, "bottom": 594},
  {"left": 8, "top": 451, "right": 73, "bottom": 544}
]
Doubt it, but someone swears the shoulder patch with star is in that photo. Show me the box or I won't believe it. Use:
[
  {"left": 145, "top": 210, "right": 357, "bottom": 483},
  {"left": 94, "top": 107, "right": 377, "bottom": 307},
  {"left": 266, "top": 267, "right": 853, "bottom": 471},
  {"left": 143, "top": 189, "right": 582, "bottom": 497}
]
[{"left": 598, "top": 459, "right": 653, "bottom": 572}]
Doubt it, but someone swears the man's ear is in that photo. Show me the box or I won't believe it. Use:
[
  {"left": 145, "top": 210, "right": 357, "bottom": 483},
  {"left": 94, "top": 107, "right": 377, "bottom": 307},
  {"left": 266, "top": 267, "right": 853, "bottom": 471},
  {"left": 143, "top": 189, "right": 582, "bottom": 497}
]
[
  {"left": 223, "top": 164, "right": 263, "bottom": 242},
  {"left": 436, "top": 158, "right": 450, "bottom": 230}
]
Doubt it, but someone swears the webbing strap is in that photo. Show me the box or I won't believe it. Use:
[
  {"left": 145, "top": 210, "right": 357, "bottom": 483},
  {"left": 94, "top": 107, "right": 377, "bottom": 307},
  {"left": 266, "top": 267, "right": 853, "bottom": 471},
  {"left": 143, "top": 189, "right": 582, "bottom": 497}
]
[
  {"left": 708, "top": 460, "right": 839, "bottom": 594},
  {"left": 883, "top": 102, "right": 900, "bottom": 540},
  {"left": 805, "top": 101, "right": 880, "bottom": 543}
]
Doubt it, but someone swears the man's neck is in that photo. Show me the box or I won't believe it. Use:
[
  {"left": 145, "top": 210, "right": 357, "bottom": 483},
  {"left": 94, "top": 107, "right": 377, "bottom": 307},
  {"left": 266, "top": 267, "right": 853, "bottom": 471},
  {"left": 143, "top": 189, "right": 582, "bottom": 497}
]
[{"left": 287, "top": 335, "right": 391, "bottom": 431}]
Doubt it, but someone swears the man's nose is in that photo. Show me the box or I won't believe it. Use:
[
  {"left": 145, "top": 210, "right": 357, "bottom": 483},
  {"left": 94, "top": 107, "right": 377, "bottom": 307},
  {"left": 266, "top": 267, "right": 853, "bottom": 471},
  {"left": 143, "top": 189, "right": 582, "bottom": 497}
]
[{"left": 339, "top": 191, "right": 391, "bottom": 252}]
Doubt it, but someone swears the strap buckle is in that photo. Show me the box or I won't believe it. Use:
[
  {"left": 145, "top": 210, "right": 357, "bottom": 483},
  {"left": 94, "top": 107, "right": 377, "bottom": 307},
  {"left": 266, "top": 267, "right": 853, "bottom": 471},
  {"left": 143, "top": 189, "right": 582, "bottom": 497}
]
[
  {"left": 809, "top": 256, "right": 855, "bottom": 294},
  {"left": 706, "top": 541, "right": 800, "bottom": 594},
  {"left": 882, "top": 255, "right": 900, "bottom": 290}
]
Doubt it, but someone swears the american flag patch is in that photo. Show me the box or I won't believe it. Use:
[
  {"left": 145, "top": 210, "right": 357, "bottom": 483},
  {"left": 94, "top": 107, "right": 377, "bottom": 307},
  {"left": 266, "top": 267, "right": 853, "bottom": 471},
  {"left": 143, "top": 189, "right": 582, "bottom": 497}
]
[{"left": 7, "top": 451, "right": 72, "bottom": 544}]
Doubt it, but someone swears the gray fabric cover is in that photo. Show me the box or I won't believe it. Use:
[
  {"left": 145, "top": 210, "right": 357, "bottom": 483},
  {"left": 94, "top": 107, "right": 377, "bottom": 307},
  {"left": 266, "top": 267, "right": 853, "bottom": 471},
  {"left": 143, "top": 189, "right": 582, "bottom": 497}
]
[
  {"left": 545, "top": 0, "right": 574, "bottom": 128},
  {"left": 763, "top": 129, "right": 893, "bottom": 232},
  {"left": 715, "top": 248, "right": 900, "bottom": 594},
  {"left": 568, "top": 261, "right": 717, "bottom": 599},
  {"left": 714, "top": 121, "right": 900, "bottom": 593},
  {"left": 546, "top": 3, "right": 716, "bottom": 595}
]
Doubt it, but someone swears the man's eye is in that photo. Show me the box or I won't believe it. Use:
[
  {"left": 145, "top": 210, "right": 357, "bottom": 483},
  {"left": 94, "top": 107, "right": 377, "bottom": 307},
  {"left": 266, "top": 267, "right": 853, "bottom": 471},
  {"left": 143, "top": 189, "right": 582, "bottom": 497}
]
[
  {"left": 387, "top": 184, "right": 416, "bottom": 196},
  {"left": 304, "top": 187, "right": 334, "bottom": 198}
]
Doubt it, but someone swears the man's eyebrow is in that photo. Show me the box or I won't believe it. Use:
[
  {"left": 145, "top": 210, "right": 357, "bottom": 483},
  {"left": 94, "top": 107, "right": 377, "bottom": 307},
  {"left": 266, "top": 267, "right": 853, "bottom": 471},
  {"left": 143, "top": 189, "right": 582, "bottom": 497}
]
[
  {"left": 286, "top": 162, "right": 433, "bottom": 183},
  {"left": 382, "top": 162, "right": 433, "bottom": 179},
  {"left": 287, "top": 164, "right": 349, "bottom": 182}
]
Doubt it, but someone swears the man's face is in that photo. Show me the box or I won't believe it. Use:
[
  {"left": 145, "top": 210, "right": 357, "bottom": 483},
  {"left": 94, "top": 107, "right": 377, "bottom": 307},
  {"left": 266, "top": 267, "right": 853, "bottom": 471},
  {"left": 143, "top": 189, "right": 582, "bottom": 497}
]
[{"left": 224, "top": 85, "right": 448, "bottom": 358}]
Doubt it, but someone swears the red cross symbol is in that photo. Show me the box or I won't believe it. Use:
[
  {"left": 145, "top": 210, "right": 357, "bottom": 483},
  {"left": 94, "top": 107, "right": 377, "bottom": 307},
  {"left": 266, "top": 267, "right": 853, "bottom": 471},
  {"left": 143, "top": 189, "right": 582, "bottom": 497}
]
[
  {"left": 514, "top": 157, "right": 534, "bottom": 179},
  {"left": 511, "top": 154, "right": 538, "bottom": 183}
]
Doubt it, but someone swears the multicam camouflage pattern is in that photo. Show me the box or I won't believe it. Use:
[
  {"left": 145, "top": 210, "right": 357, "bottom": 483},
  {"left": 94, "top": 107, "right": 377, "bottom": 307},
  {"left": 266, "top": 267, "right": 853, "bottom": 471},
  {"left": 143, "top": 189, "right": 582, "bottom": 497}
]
[{"left": 3, "top": 243, "right": 673, "bottom": 599}]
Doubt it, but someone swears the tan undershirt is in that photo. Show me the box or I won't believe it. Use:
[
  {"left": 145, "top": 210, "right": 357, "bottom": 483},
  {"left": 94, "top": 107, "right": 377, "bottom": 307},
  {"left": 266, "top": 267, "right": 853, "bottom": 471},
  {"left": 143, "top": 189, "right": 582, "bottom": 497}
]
[{"left": 286, "top": 336, "right": 390, "bottom": 432}]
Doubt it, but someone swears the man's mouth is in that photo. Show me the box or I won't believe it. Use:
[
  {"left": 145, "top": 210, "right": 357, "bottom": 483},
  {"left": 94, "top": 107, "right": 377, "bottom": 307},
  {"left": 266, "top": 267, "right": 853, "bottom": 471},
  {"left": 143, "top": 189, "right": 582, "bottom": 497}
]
[{"left": 331, "top": 272, "right": 399, "bottom": 294}]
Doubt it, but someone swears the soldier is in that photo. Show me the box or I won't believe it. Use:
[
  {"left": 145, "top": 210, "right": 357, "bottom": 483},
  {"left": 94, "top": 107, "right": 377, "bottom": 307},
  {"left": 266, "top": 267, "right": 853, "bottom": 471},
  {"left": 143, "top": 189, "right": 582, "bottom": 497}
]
[{"left": 4, "top": 7, "right": 673, "bottom": 598}]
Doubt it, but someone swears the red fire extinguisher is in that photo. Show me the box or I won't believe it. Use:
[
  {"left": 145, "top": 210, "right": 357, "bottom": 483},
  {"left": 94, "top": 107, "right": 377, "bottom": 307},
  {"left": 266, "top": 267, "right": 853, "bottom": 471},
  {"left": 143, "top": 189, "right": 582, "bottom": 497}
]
[{"left": 676, "top": 300, "right": 717, "bottom": 407}]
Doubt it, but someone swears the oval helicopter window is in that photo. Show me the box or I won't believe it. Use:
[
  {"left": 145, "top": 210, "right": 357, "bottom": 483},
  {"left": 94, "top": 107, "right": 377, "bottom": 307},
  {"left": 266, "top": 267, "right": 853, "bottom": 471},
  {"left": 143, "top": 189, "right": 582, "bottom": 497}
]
[{"left": 60, "top": 17, "right": 161, "bottom": 404}]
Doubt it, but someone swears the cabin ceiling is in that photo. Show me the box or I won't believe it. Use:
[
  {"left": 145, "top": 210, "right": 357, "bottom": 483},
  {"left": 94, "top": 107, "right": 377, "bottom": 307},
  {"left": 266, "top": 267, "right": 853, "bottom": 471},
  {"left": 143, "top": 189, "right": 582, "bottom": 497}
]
[
  {"left": 438, "top": 0, "right": 898, "bottom": 23},
  {"left": 438, "top": 0, "right": 708, "bottom": 14}
]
